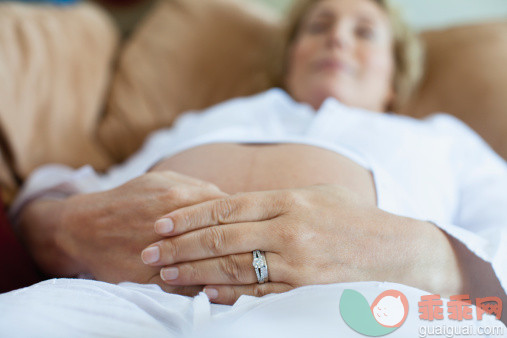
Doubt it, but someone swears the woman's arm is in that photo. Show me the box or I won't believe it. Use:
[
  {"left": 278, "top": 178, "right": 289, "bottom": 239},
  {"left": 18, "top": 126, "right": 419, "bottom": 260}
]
[
  {"left": 138, "top": 185, "right": 465, "bottom": 301},
  {"left": 16, "top": 185, "right": 461, "bottom": 293},
  {"left": 15, "top": 170, "right": 227, "bottom": 290},
  {"left": 18, "top": 198, "right": 82, "bottom": 277},
  {"left": 419, "top": 116, "right": 507, "bottom": 316}
]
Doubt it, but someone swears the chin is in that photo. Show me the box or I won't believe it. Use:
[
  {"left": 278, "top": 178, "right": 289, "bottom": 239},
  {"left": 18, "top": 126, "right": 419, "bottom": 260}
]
[{"left": 309, "top": 84, "right": 349, "bottom": 108}]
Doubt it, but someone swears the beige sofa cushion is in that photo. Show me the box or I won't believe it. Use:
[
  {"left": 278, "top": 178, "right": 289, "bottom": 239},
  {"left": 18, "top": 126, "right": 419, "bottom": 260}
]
[
  {"left": 99, "top": 0, "right": 281, "bottom": 162},
  {"left": 0, "top": 2, "right": 118, "bottom": 202},
  {"left": 398, "top": 21, "right": 507, "bottom": 160}
]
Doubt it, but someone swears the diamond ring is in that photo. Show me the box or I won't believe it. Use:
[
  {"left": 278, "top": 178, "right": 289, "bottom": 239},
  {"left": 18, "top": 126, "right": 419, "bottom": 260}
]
[{"left": 252, "top": 250, "right": 269, "bottom": 284}]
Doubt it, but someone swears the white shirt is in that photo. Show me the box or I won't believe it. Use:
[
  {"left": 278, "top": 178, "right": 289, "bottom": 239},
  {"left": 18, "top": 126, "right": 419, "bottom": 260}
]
[{"left": 11, "top": 88, "right": 507, "bottom": 297}]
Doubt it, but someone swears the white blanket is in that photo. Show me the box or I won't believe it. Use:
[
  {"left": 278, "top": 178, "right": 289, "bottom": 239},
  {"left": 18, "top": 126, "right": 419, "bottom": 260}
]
[{"left": 0, "top": 279, "right": 504, "bottom": 337}]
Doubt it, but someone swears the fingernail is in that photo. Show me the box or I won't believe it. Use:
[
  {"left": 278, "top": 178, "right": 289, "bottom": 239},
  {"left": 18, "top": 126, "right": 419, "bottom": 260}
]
[
  {"left": 141, "top": 246, "right": 160, "bottom": 264},
  {"left": 161, "top": 267, "right": 179, "bottom": 281},
  {"left": 204, "top": 288, "right": 218, "bottom": 300},
  {"left": 155, "top": 218, "right": 174, "bottom": 234}
]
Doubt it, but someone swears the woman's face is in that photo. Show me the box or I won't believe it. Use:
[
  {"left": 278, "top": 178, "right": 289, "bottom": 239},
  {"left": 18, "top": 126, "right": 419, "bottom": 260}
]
[{"left": 284, "top": 0, "right": 395, "bottom": 112}]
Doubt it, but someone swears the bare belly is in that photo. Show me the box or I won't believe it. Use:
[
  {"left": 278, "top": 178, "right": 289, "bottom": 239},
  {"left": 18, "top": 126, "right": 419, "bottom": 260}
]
[{"left": 151, "top": 143, "right": 377, "bottom": 206}]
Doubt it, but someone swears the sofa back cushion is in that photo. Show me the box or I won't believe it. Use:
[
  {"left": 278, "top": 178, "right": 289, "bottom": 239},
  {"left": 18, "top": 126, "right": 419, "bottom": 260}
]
[
  {"left": 0, "top": 2, "right": 118, "bottom": 202},
  {"left": 98, "top": 0, "right": 281, "bottom": 161},
  {"left": 398, "top": 21, "right": 507, "bottom": 159}
]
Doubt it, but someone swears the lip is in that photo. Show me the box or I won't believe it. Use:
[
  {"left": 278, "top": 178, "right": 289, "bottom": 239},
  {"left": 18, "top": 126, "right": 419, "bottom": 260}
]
[{"left": 312, "top": 58, "right": 353, "bottom": 74}]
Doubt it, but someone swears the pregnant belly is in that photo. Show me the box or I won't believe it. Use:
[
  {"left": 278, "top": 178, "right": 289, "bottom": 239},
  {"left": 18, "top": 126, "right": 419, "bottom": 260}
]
[{"left": 150, "top": 143, "right": 377, "bottom": 206}]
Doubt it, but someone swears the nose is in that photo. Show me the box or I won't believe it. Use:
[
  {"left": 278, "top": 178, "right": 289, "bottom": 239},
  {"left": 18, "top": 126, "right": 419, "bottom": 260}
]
[{"left": 325, "top": 23, "right": 352, "bottom": 50}]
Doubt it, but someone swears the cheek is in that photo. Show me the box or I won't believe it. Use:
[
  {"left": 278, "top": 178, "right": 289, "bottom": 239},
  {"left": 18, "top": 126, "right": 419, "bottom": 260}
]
[
  {"left": 359, "top": 47, "right": 394, "bottom": 81},
  {"left": 288, "top": 38, "right": 319, "bottom": 78}
]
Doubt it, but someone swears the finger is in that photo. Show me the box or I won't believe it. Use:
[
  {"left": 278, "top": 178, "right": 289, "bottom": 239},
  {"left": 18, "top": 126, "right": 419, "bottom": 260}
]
[
  {"left": 156, "top": 189, "right": 291, "bottom": 236},
  {"left": 203, "top": 283, "right": 293, "bottom": 305},
  {"left": 151, "top": 170, "right": 223, "bottom": 191},
  {"left": 159, "top": 252, "right": 284, "bottom": 286},
  {"left": 153, "top": 185, "right": 229, "bottom": 234},
  {"left": 166, "top": 184, "right": 228, "bottom": 208},
  {"left": 143, "top": 221, "right": 275, "bottom": 266}
]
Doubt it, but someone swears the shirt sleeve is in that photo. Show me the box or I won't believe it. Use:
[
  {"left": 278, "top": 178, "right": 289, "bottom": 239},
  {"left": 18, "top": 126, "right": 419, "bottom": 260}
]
[
  {"left": 425, "top": 114, "right": 507, "bottom": 296},
  {"left": 8, "top": 164, "right": 102, "bottom": 227},
  {"left": 8, "top": 127, "right": 179, "bottom": 227}
]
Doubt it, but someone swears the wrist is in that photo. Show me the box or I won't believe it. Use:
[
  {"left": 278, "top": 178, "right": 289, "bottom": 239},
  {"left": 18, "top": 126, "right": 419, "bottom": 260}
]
[
  {"left": 18, "top": 198, "right": 84, "bottom": 277},
  {"left": 405, "top": 218, "right": 465, "bottom": 296}
]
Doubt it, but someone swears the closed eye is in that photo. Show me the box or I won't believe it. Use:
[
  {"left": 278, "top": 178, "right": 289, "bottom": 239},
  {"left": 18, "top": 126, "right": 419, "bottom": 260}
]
[
  {"left": 307, "top": 20, "right": 332, "bottom": 34},
  {"left": 356, "top": 25, "right": 375, "bottom": 40}
]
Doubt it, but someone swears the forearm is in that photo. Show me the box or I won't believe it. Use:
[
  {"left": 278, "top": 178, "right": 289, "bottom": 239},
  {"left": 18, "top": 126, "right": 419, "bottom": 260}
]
[
  {"left": 373, "top": 212, "right": 463, "bottom": 296},
  {"left": 401, "top": 217, "right": 506, "bottom": 305},
  {"left": 403, "top": 218, "right": 465, "bottom": 296},
  {"left": 17, "top": 199, "right": 85, "bottom": 277},
  {"left": 443, "top": 230, "right": 506, "bottom": 315}
]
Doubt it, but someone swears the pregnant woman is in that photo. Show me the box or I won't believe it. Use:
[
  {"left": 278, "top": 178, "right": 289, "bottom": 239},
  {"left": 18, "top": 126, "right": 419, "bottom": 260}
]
[{"left": 7, "top": 0, "right": 506, "bottom": 332}]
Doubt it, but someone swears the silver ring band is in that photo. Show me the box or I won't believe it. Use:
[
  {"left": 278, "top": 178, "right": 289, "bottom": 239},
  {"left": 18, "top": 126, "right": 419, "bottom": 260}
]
[{"left": 252, "top": 250, "right": 269, "bottom": 284}]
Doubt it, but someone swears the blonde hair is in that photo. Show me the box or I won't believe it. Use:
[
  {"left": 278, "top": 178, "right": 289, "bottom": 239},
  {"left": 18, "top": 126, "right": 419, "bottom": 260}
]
[{"left": 278, "top": 0, "right": 423, "bottom": 111}]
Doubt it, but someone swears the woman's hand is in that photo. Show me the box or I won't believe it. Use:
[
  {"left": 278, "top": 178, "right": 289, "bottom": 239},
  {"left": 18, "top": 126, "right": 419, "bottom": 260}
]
[
  {"left": 18, "top": 171, "right": 227, "bottom": 296},
  {"left": 142, "top": 184, "right": 464, "bottom": 304}
]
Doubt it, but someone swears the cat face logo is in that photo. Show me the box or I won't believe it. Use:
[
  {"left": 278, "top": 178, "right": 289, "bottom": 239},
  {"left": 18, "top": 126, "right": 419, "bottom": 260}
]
[
  {"left": 371, "top": 290, "right": 409, "bottom": 328},
  {"left": 340, "top": 289, "right": 409, "bottom": 336}
]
